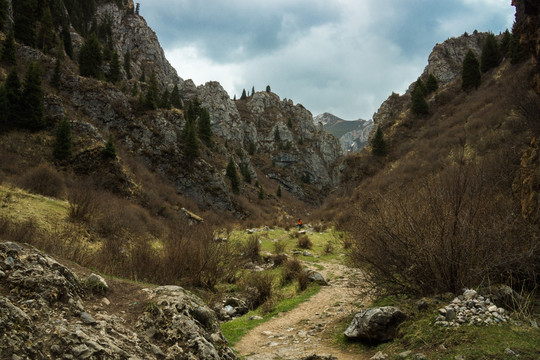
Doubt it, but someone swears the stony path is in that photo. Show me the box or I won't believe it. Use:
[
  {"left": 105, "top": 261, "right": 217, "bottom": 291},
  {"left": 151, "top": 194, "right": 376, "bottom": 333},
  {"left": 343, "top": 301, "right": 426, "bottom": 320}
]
[{"left": 234, "top": 262, "right": 370, "bottom": 360}]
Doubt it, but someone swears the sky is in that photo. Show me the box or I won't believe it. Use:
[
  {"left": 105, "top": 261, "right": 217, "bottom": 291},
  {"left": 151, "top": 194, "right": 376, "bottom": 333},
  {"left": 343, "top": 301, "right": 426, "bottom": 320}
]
[{"left": 139, "top": 0, "right": 515, "bottom": 120}]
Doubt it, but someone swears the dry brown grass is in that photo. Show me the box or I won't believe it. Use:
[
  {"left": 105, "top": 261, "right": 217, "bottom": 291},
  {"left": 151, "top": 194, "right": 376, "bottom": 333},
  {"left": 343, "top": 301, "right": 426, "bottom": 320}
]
[{"left": 19, "top": 164, "right": 66, "bottom": 198}]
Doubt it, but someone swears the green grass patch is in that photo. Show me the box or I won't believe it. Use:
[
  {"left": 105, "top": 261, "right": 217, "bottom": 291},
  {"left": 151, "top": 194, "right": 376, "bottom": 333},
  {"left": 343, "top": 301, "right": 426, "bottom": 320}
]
[
  {"left": 331, "top": 301, "right": 540, "bottom": 360},
  {"left": 220, "top": 284, "right": 320, "bottom": 346}
]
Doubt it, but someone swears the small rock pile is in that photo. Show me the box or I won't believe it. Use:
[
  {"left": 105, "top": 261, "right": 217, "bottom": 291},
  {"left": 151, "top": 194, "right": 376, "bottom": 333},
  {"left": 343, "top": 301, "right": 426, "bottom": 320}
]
[{"left": 435, "top": 289, "right": 509, "bottom": 327}]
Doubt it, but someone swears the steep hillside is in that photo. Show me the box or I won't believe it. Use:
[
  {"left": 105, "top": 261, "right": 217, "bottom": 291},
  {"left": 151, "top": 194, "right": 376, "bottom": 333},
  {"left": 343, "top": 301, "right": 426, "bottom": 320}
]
[{"left": 0, "top": 0, "right": 342, "bottom": 218}]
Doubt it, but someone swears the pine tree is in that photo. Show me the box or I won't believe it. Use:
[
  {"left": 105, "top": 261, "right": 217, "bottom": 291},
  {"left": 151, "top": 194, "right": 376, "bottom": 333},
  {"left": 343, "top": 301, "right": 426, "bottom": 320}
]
[
  {"left": 426, "top": 73, "right": 438, "bottom": 93},
  {"left": 240, "top": 163, "right": 251, "bottom": 184},
  {"left": 135, "top": 3, "right": 140, "bottom": 15},
  {"left": 480, "top": 32, "right": 500, "bottom": 73},
  {"left": 102, "top": 133, "right": 117, "bottom": 159},
  {"left": 145, "top": 71, "right": 159, "bottom": 109},
  {"left": 13, "top": 0, "right": 37, "bottom": 47},
  {"left": 37, "top": 7, "right": 55, "bottom": 53},
  {"left": 198, "top": 107, "right": 212, "bottom": 146},
  {"left": 5, "top": 68, "right": 22, "bottom": 128},
  {"left": 170, "top": 84, "right": 182, "bottom": 109},
  {"left": 159, "top": 89, "right": 170, "bottom": 109},
  {"left": 53, "top": 117, "right": 73, "bottom": 160},
  {"left": 51, "top": 58, "right": 62, "bottom": 89},
  {"left": 183, "top": 119, "right": 199, "bottom": 160},
  {"left": 139, "top": 69, "right": 146, "bottom": 82},
  {"left": 226, "top": 158, "right": 239, "bottom": 193},
  {"left": 266, "top": 85, "right": 271, "bottom": 93},
  {"left": 124, "top": 50, "right": 132, "bottom": 79},
  {"left": 61, "top": 26, "right": 73, "bottom": 59},
  {"left": 251, "top": 86, "right": 255, "bottom": 96},
  {"left": 0, "top": 0, "right": 7, "bottom": 27},
  {"left": 462, "top": 49, "right": 481, "bottom": 91},
  {"left": 287, "top": 118, "right": 293, "bottom": 128},
  {"left": 20, "top": 62, "right": 45, "bottom": 131},
  {"left": 240, "top": 88, "right": 247, "bottom": 100},
  {"left": 411, "top": 84, "right": 429, "bottom": 115},
  {"left": 274, "top": 127, "right": 281, "bottom": 142},
  {"left": 500, "top": 29, "right": 512, "bottom": 57},
  {"left": 258, "top": 185, "right": 264, "bottom": 199},
  {"left": 107, "top": 52, "right": 121, "bottom": 83},
  {"left": 276, "top": 185, "right": 282, "bottom": 198},
  {"left": 509, "top": 29, "right": 527, "bottom": 64},
  {"left": 1, "top": 27, "right": 17, "bottom": 65},
  {"left": 371, "top": 125, "right": 387, "bottom": 156},
  {"left": 0, "top": 87, "right": 7, "bottom": 132},
  {"left": 79, "top": 33, "right": 102, "bottom": 78},
  {"left": 248, "top": 141, "right": 256, "bottom": 155}
]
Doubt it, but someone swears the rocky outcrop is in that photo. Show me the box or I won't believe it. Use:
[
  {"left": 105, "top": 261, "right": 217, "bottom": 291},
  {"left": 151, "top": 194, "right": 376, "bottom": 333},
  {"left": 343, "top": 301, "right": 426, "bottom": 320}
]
[
  {"left": 0, "top": 240, "right": 237, "bottom": 359},
  {"left": 96, "top": 2, "right": 182, "bottom": 89},
  {"left": 512, "top": 137, "right": 540, "bottom": 222},
  {"left": 344, "top": 306, "right": 406, "bottom": 343},
  {"left": 373, "top": 32, "right": 489, "bottom": 126},
  {"left": 513, "top": 0, "right": 540, "bottom": 94}
]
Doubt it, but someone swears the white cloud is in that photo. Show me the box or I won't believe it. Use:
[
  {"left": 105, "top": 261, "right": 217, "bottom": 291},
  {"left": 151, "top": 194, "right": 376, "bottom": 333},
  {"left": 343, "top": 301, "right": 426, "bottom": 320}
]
[{"left": 146, "top": 0, "right": 516, "bottom": 120}]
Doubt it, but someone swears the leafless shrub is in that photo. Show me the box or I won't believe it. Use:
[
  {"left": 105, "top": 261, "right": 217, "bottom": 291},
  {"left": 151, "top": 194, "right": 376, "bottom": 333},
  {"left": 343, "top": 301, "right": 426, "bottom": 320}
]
[
  {"left": 19, "top": 164, "right": 66, "bottom": 198},
  {"left": 297, "top": 235, "right": 312, "bottom": 249},
  {"left": 349, "top": 158, "right": 538, "bottom": 297},
  {"left": 68, "top": 181, "right": 101, "bottom": 222},
  {"left": 281, "top": 258, "right": 303, "bottom": 285},
  {"left": 273, "top": 240, "right": 287, "bottom": 254},
  {"left": 243, "top": 236, "right": 261, "bottom": 262},
  {"left": 241, "top": 271, "right": 275, "bottom": 308}
]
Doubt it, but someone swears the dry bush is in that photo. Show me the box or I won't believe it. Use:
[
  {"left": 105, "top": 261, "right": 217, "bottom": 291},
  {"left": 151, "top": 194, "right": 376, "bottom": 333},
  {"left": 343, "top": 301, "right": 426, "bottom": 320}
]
[
  {"left": 67, "top": 180, "right": 101, "bottom": 222},
  {"left": 296, "top": 235, "right": 312, "bottom": 249},
  {"left": 273, "top": 240, "right": 287, "bottom": 255},
  {"left": 0, "top": 216, "right": 39, "bottom": 244},
  {"left": 297, "top": 270, "right": 310, "bottom": 291},
  {"left": 281, "top": 258, "right": 303, "bottom": 285},
  {"left": 160, "top": 224, "right": 242, "bottom": 288},
  {"left": 349, "top": 158, "right": 539, "bottom": 297},
  {"left": 242, "top": 236, "right": 261, "bottom": 262},
  {"left": 323, "top": 241, "right": 334, "bottom": 254},
  {"left": 241, "top": 271, "right": 275, "bottom": 308},
  {"left": 19, "top": 164, "right": 66, "bottom": 198}
]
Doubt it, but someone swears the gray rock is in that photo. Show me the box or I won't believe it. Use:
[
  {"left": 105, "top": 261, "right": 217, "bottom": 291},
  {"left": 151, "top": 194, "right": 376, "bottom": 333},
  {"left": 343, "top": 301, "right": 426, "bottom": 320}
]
[
  {"left": 80, "top": 312, "right": 97, "bottom": 325},
  {"left": 370, "top": 351, "right": 388, "bottom": 359},
  {"left": 86, "top": 273, "right": 109, "bottom": 292},
  {"left": 344, "top": 306, "right": 406, "bottom": 342},
  {"left": 398, "top": 350, "right": 413, "bottom": 358},
  {"left": 305, "top": 270, "right": 328, "bottom": 286}
]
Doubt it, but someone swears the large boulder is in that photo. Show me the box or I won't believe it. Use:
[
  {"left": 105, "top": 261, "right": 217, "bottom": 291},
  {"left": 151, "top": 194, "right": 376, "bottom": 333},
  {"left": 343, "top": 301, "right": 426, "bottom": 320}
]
[{"left": 344, "top": 306, "right": 406, "bottom": 343}]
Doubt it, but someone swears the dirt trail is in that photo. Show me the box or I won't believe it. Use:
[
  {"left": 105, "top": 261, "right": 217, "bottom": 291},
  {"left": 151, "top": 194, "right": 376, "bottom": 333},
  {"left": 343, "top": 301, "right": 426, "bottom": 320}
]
[{"left": 234, "top": 261, "right": 370, "bottom": 360}]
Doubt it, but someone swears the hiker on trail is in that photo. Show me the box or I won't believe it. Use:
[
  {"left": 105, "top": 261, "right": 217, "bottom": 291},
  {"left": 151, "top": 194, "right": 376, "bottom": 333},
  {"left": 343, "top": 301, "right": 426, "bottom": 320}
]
[{"left": 297, "top": 218, "right": 303, "bottom": 230}]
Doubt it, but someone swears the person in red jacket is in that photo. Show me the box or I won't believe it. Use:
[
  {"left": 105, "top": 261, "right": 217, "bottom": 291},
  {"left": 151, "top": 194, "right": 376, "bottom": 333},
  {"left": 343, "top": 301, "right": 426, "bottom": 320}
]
[{"left": 297, "top": 218, "right": 303, "bottom": 230}]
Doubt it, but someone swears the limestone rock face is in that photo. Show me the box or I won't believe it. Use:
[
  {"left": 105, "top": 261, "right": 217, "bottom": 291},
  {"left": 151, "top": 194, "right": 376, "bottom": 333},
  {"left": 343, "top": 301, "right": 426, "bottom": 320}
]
[
  {"left": 0, "top": 241, "right": 237, "bottom": 359},
  {"left": 373, "top": 32, "right": 489, "bottom": 127},
  {"left": 512, "top": 137, "right": 540, "bottom": 223},
  {"left": 420, "top": 32, "right": 488, "bottom": 86},
  {"left": 96, "top": 2, "right": 182, "bottom": 89},
  {"left": 513, "top": 0, "right": 540, "bottom": 94}
]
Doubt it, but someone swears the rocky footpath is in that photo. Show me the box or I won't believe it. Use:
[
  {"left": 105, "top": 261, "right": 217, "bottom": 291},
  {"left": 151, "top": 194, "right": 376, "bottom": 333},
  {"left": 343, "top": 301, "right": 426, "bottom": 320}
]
[{"left": 0, "top": 240, "right": 237, "bottom": 359}]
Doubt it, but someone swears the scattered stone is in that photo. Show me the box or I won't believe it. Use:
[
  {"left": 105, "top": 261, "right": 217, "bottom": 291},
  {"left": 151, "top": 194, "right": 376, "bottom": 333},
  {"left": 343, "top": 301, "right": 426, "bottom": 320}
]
[
  {"left": 302, "top": 355, "right": 338, "bottom": 360},
  {"left": 414, "top": 353, "right": 427, "bottom": 359},
  {"left": 454, "top": 355, "right": 465, "bottom": 360},
  {"left": 80, "top": 312, "right": 97, "bottom": 325},
  {"left": 303, "top": 250, "right": 314, "bottom": 257},
  {"left": 370, "top": 351, "right": 388, "bottom": 359},
  {"left": 416, "top": 299, "right": 429, "bottom": 311},
  {"left": 86, "top": 273, "right": 109, "bottom": 292},
  {"left": 398, "top": 350, "right": 412, "bottom": 358},
  {"left": 435, "top": 289, "right": 509, "bottom": 327},
  {"left": 505, "top": 348, "right": 518, "bottom": 357},
  {"left": 344, "top": 306, "right": 406, "bottom": 342},
  {"left": 249, "top": 315, "right": 263, "bottom": 321},
  {"left": 304, "top": 270, "right": 328, "bottom": 286},
  {"left": 101, "top": 297, "right": 110, "bottom": 306}
]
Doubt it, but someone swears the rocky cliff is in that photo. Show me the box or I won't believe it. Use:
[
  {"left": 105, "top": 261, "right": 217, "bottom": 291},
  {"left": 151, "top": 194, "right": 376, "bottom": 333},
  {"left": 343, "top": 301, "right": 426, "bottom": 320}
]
[
  {"left": 0, "top": 241, "right": 237, "bottom": 359},
  {"left": 373, "top": 32, "right": 489, "bottom": 126},
  {"left": 10, "top": 0, "right": 342, "bottom": 211},
  {"left": 513, "top": 0, "right": 540, "bottom": 94},
  {"left": 314, "top": 113, "right": 373, "bottom": 154}
]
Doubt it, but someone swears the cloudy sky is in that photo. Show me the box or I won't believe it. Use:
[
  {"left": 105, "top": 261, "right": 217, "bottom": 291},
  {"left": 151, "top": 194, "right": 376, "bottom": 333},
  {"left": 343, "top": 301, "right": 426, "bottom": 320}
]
[{"left": 139, "top": 0, "right": 515, "bottom": 120}]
